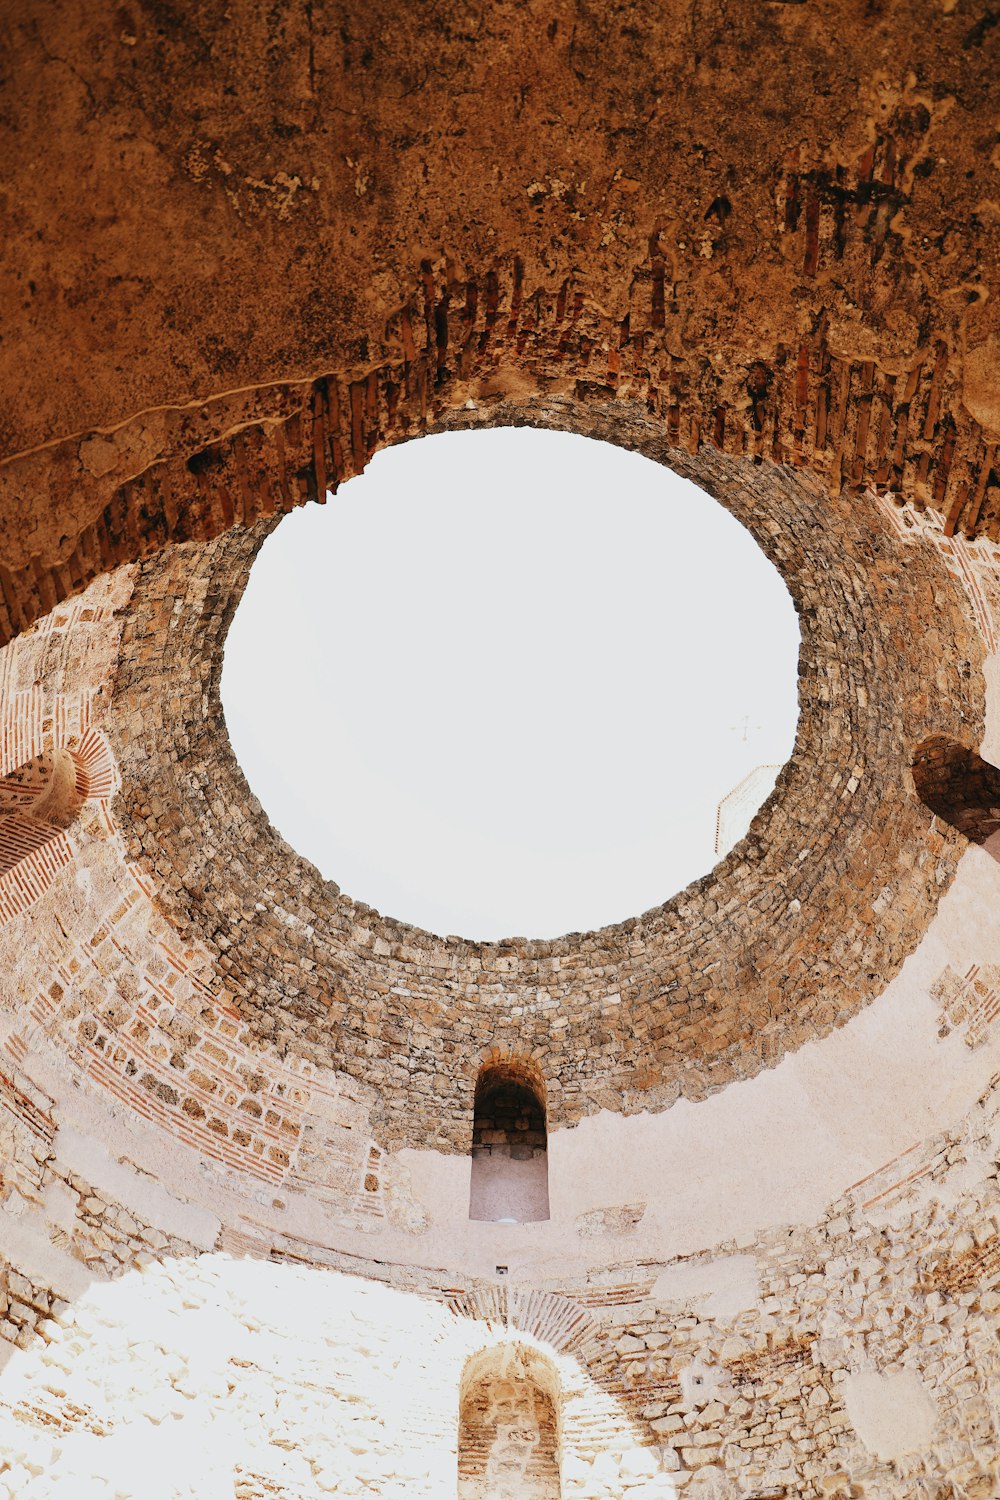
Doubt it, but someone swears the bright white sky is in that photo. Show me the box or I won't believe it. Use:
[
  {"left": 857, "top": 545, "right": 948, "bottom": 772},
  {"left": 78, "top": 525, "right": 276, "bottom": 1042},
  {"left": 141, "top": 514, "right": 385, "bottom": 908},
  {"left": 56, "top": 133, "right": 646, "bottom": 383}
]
[{"left": 222, "top": 428, "right": 800, "bottom": 941}]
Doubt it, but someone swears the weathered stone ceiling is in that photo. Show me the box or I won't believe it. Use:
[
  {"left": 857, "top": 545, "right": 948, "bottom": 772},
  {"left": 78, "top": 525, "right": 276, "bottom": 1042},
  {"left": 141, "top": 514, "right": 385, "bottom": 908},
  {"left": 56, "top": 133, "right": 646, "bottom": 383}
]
[
  {"left": 2, "top": 1, "right": 1000, "bottom": 636},
  {"left": 7, "top": 15, "right": 1000, "bottom": 1493}
]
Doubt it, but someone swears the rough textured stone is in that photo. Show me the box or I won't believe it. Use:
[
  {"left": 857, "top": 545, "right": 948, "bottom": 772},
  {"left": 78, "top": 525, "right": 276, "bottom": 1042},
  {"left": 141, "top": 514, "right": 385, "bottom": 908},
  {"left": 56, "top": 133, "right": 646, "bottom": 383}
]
[{"left": 3, "top": 4, "right": 1000, "bottom": 632}]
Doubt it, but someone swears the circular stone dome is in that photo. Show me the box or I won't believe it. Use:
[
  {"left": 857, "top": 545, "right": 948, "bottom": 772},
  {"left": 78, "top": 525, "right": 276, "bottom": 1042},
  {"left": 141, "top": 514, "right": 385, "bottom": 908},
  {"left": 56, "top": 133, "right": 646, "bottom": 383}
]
[
  {"left": 107, "top": 397, "right": 984, "bottom": 1151},
  {"left": 220, "top": 427, "right": 801, "bottom": 941}
]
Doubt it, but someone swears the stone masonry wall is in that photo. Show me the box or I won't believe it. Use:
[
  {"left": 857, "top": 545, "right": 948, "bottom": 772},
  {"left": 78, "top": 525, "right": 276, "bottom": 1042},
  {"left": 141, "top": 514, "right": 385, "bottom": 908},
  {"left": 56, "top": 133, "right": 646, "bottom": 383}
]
[
  {"left": 105, "top": 425, "right": 984, "bottom": 1150},
  {"left": 6, "top": 6, "right": 1000, "bottom": 1494},
  {"left": 0, "top": 499, "right": 998, "bottom": 1492}
]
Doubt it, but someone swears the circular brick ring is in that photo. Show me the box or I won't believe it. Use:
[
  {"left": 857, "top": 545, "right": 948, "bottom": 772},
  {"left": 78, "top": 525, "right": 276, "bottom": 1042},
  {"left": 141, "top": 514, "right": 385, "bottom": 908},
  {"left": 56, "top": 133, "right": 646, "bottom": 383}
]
[{"left": 107, "top": 394, "right": 983, "bottom": 1152}]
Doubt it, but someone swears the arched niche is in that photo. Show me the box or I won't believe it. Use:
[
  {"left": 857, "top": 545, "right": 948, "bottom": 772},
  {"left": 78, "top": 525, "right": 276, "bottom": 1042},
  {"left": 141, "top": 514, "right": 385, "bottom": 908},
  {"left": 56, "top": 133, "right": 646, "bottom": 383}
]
[
  {"left": 469, "top": 1058, "right": 549, "bottom": 1224},
  {"left": 912, "top": 735, "right": 1000, "bottom": 848},
  {"left": 458, "top": 1342, "right": 561, "bottom": 1499},
  {"left": 0, "top": 747, "right": 86, "bottom": 878},
  {"left": 0, "top": 729, "right": 118, "bottom": 920}
]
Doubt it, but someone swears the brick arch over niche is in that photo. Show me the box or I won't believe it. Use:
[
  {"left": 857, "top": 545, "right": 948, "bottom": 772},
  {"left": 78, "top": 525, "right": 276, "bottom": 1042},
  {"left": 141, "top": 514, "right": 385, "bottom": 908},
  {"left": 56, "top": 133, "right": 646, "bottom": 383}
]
[{"left": 102, "top": 399, "right": 984, "bottom": 1152}]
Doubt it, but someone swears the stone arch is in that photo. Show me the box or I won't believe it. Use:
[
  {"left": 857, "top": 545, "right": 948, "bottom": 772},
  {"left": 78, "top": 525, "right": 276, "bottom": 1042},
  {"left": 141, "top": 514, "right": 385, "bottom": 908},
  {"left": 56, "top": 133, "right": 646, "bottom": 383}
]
[
  {"left": 458, "top": 1341, "right": 562, "bottom": 1499},
  {"left": 911, "top": 735, "right": 1000, "bottom": 846},
  {"left": 470, "top": 1054, "right": 549, "bottom": 1224}
]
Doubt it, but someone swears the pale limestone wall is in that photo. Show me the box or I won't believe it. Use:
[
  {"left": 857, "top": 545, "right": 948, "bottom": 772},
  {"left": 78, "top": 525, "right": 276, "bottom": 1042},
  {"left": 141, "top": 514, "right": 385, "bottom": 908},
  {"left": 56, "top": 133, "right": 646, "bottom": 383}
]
[
  {"left": 0, "top": 1259, "right": 648, "bottom": 1499},
  {"left": 8, "top": 786, "right": 1000, "bottom": 1289}
]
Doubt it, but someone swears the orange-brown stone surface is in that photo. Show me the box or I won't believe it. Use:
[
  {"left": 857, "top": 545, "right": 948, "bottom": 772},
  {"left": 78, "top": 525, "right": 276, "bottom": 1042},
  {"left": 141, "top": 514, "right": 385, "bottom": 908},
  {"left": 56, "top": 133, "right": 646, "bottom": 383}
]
[{"left": 3, "top": 1, "right": 1000, "bottom": 634}]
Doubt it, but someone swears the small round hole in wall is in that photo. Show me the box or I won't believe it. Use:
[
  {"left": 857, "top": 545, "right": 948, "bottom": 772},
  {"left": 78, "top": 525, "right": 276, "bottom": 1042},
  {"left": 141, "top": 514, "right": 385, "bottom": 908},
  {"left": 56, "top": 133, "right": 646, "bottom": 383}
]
[{"left": 221, "top": 427, "right": 799, "bottom": 940}]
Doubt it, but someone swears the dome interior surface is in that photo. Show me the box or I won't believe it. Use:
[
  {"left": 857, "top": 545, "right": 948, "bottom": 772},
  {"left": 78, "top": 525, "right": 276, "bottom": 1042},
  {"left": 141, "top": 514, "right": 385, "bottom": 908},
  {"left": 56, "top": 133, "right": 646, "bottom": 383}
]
[{"left": 3, "top": 5, "right": 1000, "bottom": 1494}]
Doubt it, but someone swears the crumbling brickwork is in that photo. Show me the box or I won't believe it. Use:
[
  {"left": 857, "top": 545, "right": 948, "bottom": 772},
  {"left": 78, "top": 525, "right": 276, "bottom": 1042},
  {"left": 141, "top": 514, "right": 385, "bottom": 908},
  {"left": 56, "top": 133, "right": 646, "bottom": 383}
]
[{"left": 459, "top": 1345, "right": 561, "bottom": 1499}]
